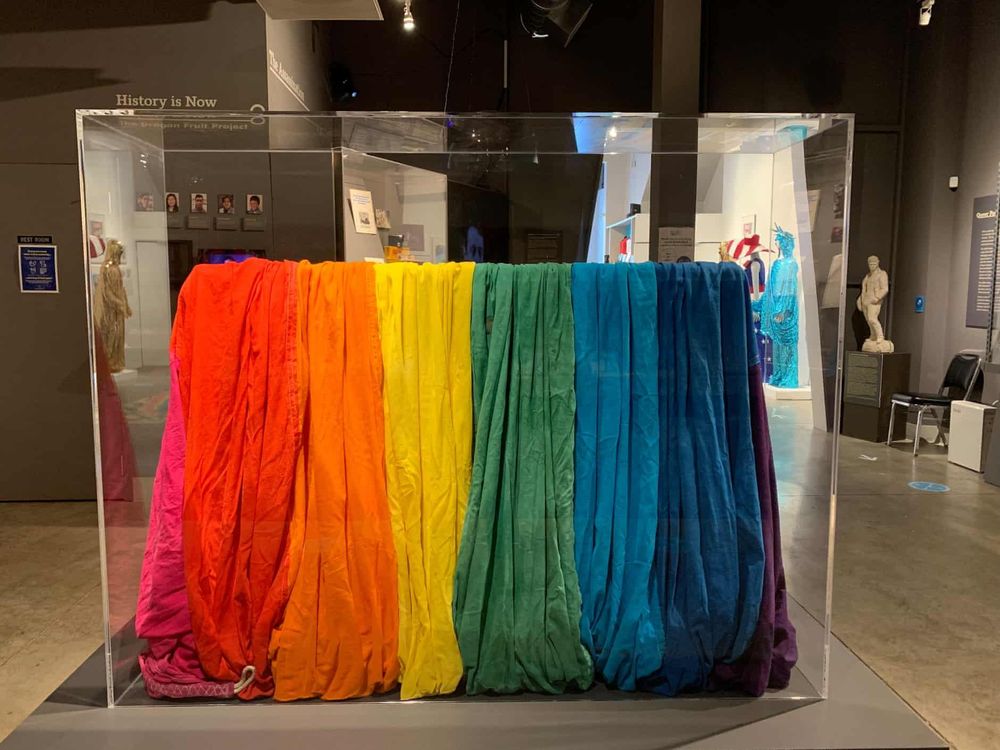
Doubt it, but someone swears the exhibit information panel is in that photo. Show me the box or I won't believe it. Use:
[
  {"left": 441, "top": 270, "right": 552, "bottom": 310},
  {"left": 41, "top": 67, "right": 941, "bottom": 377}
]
[{"left": 77, "top": 111, "right": 853, "bottom": 709}]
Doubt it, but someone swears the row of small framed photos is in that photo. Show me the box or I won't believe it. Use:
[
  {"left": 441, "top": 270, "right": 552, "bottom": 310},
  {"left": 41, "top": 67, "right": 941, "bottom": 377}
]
[{"left": 136, "top": 192, "right": 265, "bottom": 215}]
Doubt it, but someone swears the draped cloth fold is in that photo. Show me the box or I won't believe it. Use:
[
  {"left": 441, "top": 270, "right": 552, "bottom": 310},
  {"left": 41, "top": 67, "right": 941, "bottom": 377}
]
[
  {"left": 136, "top": 355, "right": 233, "bottom": 700},
  {"left": 374, "top": 262, "right": 474, "bottom": 700},
  {"left": 710, "top": 355, "right": 798, "bottom": 694},
  {"left": 175, "top": 258, "right": 300, "bottom": 700},
  {"left": 571, "top": 263, "right": 663, "bottom": 690},
  {"left": 454, "top": 263, "right": 593, "bottom": 695},
  {"left": 269, "top": 261, "right": 399, "bottom": 701},
  {"left": 641, "top": 262, "right": 764, "bottom": 695}
]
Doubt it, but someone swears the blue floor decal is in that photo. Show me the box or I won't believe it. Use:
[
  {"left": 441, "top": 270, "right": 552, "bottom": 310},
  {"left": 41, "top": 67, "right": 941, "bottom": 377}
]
[{"left": 908, "top": 481, "right": 950, "bottom": 493}]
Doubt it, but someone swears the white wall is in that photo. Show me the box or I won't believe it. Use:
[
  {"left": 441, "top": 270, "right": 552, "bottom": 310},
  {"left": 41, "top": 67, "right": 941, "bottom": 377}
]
[
  {"left": 400, "top": 170, "right": 448, "bottom": 264},
  {"left": 772, "top": 147, "right": 812, "bottom": 391},
  {"left": 84, "top": 147, "right": 172, "bottom": 370},
  {"left": 85, "top": 149, "right": 141, "bottom": 367},
  {"left": 693, "top": 149, "right": 819, "bottom": 409},
  {"left": 592, "top": 154, "right": 651, "bottom": 262},
  {"left": 695, "top": 153, "right": 773, "bottom": 261},
  {"left": 341, "top": 152, "right": 447, "bottom": 263}
]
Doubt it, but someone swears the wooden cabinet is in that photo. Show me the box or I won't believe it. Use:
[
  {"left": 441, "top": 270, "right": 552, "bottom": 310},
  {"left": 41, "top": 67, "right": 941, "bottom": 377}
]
[{"left": 841, "top": 352, "right": 911, "bottom": 442}]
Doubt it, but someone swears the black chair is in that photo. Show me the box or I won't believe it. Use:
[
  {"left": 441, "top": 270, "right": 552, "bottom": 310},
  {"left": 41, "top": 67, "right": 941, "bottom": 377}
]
[{"left": 887, "top": 353, "right": 983, "bottom": 457}]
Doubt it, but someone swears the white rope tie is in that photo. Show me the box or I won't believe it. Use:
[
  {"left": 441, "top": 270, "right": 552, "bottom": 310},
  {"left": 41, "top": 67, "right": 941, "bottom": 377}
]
[{"left": 233, "top": 665, "right": 256, "bottom": 694}]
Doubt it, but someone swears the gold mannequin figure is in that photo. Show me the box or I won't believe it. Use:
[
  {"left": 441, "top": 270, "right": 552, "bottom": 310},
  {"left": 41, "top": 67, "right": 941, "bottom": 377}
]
[
  {"left": 719, "top": 241, "right": 736, "bottom": 264},
  {"left": 94, "top": 240, "right": 132, "bottom": 372}
]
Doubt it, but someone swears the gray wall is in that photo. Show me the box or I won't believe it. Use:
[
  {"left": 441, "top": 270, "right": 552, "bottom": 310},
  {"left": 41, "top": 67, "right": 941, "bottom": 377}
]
[
  {"left": 0, "top": 165, "right": 96, "bottom": 499},
  {"left": 0, "top": 1, "right": 268, "bottom": 499},
  {"left": 892, "top": 0, "right": 998, "bottom": 391},
  {"left": 164, "top": 153, "right": 275, "bottom": 255},
  {"left": 266, "top": 18, "right": 337, "bottom": 111},
  {"left": 270, "top": 153, "right": 338, "bottom": 263}
]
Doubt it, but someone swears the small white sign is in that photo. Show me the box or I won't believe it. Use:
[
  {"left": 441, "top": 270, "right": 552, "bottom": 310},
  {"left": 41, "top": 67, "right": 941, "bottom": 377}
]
[
  {"left": 349, "top": 189, "right": 378, "bottom": 235},
  {"left": 657, "top": 226, "right": 694, "bottom": 263}
]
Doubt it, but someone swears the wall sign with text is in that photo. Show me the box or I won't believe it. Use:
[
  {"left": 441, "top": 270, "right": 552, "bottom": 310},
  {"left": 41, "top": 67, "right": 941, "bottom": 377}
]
[
  {"left": 18, "top": 236, "right": 58, "bottom": 293},
  {"left": 965, "top": 195, "right": 999, "bottom": 328}
]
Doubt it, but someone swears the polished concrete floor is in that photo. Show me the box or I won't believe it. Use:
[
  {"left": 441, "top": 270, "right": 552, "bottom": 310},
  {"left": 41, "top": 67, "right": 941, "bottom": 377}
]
[{"left": 0, "top": 399, "right": 996, "bottom": 747}]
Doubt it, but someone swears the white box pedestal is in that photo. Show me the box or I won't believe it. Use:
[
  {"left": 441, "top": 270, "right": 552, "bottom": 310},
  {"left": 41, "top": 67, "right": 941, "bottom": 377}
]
[
  {"left": 948, "top": 400, "right": 995, "bottom": 472},
  {"left": 763, "top": 383, "right": 812, "bottom": 401}
]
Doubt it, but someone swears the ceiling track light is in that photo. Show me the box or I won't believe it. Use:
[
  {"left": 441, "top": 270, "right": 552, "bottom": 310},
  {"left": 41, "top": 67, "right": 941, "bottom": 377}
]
[{"left": 403, "top": 0, "right": 415, "bottom": 32}]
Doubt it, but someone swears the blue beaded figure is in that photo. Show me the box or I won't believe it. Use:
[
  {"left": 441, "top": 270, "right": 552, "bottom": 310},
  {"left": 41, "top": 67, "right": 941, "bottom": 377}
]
[{"left": 760, "top": 227, "right": 799, "bottom": 388}]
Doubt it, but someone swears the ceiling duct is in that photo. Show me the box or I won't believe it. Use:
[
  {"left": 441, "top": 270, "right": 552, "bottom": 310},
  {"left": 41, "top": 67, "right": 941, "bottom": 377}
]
[
  {"left": 256, "top": 0, "right": 383, "bottom": 21},
  {"left": 520, "top": 0, "right": 594, "bottom": 47}
]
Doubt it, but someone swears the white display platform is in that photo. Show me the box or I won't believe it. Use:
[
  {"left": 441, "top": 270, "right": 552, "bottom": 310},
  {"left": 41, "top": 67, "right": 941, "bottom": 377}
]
[{"left": 764, "top": 383, "right": 812, "bottom": 401}]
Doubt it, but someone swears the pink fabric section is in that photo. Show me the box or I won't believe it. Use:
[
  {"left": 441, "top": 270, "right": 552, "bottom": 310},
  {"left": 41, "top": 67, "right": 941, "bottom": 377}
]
[
  {"left": 135, "top": 356, "right": 233, "bottom": 699},
  {"left": 95, "top": 333, "right": 135, "bottom": 503}
]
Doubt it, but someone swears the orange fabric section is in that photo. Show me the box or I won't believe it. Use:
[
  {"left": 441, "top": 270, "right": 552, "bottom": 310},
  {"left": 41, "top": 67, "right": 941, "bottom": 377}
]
[
  {"left": 270, "top": 261, "right": 399, "bottom": 701},
  {"left": 174, "top": 259, "right": 300, "bottom": 700}
]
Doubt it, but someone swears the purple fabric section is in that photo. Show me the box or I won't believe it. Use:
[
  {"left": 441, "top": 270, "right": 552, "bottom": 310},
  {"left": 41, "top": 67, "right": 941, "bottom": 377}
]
[
  {"left": 710, "top": 363, "right": 797, "bottom": 695},
  {"left": 135, "top": 356, "right": 233, "bottom": 699}
]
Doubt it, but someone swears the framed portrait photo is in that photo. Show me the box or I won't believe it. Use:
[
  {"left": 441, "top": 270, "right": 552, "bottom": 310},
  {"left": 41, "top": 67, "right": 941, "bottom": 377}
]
[
  {"left": 135, "top": 192, "right": 155, "bottom": 212},
  {"left": 191, "top": 192, "right": 208, "bottom": 213},
  {"left": 246, "top": 194, "right": 264, "bottom": 214}
]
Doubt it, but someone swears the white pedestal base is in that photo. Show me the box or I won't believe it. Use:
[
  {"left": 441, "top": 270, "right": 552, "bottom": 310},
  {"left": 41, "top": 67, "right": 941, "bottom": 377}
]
[
  {"left": 763, "top": 383, "right": 812, "bottom": 401},
  {"left": 862, "top": 339, "right": 895, "bottom": 353}
]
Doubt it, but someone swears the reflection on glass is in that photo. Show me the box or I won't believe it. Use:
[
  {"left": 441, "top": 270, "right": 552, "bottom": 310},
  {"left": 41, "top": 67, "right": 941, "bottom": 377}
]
[{"left": 78, "top": 111, "right": 852, "bottom": 706}]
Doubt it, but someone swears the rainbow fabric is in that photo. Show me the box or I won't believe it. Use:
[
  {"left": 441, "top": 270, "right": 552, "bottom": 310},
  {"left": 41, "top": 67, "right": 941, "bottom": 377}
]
[{"left": 135, "top": 260, "right": 796, "bottom": 701}]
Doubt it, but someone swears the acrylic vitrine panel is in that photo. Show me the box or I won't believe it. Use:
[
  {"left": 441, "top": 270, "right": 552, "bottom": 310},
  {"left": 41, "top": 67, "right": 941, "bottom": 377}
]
[{"left": 78, "top": 110, "right": 852, "bottom": 707}]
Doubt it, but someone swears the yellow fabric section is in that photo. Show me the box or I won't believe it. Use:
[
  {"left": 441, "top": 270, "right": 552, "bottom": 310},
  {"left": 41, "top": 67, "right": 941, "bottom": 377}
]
[{"left": 374, "top": 262, "right": 475, "bottom": 699}]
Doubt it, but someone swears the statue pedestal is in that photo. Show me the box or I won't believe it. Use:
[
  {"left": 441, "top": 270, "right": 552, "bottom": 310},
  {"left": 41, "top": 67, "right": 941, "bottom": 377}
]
[
  {"left": 842, "top": 351, "right": 910, "bottom": 442},
  {"left": 763, "top": 383, "right": 812, "bottom": 402},
  {"left": 862, "top": 339, "right": 894, "bottom": 353}
]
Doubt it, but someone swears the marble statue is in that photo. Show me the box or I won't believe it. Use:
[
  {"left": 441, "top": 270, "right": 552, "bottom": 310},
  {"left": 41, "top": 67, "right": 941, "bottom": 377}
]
[{"left": 857, "top": 255, "right": 893, "bottom": 353}]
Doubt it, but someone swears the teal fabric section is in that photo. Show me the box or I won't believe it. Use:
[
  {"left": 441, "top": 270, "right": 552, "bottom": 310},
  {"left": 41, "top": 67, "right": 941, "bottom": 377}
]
[{"left": 572, "top": 263, "right": 664, "bottom": 690}]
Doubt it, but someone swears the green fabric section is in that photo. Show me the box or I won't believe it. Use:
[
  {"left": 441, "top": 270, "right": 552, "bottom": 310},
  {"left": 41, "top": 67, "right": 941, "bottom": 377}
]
[{"left": 453, "top": 263, "right": 593, "bottom": 695}]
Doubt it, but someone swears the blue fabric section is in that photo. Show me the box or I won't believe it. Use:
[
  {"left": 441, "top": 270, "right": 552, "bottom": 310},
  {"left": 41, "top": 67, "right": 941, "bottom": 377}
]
[
  {"left": 640, "top": 262, "right": 764, "bottom": 695},
  {"left": 571, "top": 263, "right": 663, "bottom": 690},
  {"left": 719, "top": 264, "right": 766, "bottom": 662},
  {"left": 644, "top": 262, "right": 710, "bottom": 694}
]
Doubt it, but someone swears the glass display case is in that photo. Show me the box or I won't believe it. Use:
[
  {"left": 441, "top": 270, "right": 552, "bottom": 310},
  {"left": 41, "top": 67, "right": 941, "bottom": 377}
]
[{"left": 77, "top": 110, "right": 853, "bottom": 708}]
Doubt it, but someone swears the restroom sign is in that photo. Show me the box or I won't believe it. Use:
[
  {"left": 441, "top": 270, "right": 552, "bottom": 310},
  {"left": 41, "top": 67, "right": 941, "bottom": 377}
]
[{"left": 18, "top": 237, "right": 58, "bottom": 293}]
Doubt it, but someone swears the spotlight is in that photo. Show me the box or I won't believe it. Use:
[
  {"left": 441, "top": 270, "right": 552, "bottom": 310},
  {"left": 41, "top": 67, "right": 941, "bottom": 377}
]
[
  {"left": 918, "top": 0, "right": 934, "bottom": 26},
  {"left": 403, "top": 1, "right": 415, "bottom": 32}
]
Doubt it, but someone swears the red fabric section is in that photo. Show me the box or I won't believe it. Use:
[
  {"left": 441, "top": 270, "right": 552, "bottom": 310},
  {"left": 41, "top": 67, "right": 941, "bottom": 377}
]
[{"left": 173, "top": 259, "right": 300, "bottom": 700}]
